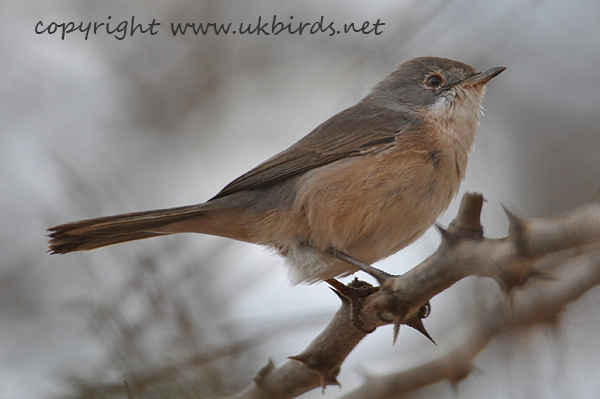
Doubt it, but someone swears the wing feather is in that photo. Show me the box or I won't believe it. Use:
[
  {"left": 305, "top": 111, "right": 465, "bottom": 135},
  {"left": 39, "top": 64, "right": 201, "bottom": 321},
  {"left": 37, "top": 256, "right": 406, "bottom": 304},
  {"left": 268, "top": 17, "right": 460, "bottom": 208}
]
[{"left": 210, "top": 103, "right": 412, "bottom": 200}]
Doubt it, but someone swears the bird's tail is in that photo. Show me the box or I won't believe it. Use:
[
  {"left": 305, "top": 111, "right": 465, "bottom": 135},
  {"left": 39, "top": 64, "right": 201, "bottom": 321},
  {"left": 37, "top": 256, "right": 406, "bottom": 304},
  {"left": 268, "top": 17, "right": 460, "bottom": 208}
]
[{"left": 48, "top": 203, "right": 242, "bottom": 254}]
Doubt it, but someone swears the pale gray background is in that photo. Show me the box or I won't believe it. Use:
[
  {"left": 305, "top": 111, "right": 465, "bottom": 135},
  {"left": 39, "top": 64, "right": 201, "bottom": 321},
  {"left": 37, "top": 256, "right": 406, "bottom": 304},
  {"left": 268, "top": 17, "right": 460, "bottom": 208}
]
[{"left": 2, "top": 0, "right": 600, "bottom": 397}]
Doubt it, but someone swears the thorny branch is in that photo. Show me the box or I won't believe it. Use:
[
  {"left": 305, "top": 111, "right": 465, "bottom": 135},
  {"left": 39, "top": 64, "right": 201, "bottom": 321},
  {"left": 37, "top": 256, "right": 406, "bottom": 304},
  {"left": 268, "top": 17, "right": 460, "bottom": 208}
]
[{"left": 229, "top": 187, "right": 600, "bottom": 399}]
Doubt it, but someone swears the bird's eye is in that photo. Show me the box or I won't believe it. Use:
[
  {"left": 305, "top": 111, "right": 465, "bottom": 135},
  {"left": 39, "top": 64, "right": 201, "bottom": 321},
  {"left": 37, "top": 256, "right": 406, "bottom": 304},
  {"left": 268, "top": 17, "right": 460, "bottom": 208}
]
[{"left": 424, "top": 74, "right": 444, "bottom": 88}]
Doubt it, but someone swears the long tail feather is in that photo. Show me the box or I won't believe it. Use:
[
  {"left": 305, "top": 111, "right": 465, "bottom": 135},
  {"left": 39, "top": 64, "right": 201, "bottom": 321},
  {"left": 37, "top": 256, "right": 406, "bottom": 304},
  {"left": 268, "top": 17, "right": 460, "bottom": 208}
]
[{"left": 48, "top": 204, "right": 208, "bottom": 254}]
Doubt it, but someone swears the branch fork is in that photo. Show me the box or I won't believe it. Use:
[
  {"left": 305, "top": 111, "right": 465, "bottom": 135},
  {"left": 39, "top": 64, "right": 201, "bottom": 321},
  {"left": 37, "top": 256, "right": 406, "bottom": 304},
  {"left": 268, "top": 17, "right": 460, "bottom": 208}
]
[{"left": 231, "top": 188, "right": 600, "bottom": 399}]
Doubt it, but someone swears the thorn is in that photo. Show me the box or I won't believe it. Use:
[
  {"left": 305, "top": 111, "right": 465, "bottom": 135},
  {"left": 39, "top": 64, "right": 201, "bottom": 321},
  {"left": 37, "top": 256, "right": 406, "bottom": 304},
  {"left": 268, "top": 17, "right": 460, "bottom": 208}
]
[
  {"left": 406, "top": 317, "right": 436, "bottom": 345},
  {"left": 329, "top": 287, "right": 350, "bottom": 304},
  {"left": 326, "top": 278, "right": 377, "bottom": 334},
  {"left": 498, "top": 280, "right": 516, "bottom": 307},
  {"left": 448, "top": 363, "right": 474, "bottom": 389},
  {"left": 450, "top": 380, "right": 460, "bottom": 395},
  {"left": 289, "top": 354, "right": 340, "bottom": 393},
  {"left": 434, "top": 223, "right": 450, "bottom": 242},
  {"left": 123, "top": 380, "right": 134, "bottom": 399},
  {"left": 501, "top": 203, "right": 515, "bottom": 221},
  {"left": 392, "top": 316, "right": 401, "bottom": 345},
  {"left": 320, "top": 371, "right": 341, "bottom": 393},
  {"left": 494, "top": 275, "right": 513, "bottom": 297},
  {"left": 253, "top": 358, "right": 276, "bottom": 386},
  {"left": 434, "top": 222, "right": 447, "bottom": 234},
  {"left": 449, "top": 377, "right": 462, "bottom": 394},
  {"left": 288, "top": 353, "right": 307, "bottom": 365},
  {"left": 403, "top": 302, "right": 436, "bottom": 344},
  {"left": 435, "top": 222, "right": 465, "bottom": 245},
  {"left": 501, "top": 204, "right": 527, "bottom": 246}
]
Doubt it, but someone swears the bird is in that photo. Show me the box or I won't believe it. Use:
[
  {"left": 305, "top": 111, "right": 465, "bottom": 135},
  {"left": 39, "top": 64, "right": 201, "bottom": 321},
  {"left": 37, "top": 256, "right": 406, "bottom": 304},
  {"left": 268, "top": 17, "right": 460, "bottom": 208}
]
[{"left": 48, "top": 57, "right": 505, "bottom": 285}]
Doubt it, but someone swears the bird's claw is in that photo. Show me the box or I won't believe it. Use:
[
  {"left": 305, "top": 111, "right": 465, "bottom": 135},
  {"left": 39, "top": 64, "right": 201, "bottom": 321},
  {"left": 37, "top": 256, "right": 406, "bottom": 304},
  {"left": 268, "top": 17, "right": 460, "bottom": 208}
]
[{"left": 327, "top": 278, "right": 378, "bottom": 334}]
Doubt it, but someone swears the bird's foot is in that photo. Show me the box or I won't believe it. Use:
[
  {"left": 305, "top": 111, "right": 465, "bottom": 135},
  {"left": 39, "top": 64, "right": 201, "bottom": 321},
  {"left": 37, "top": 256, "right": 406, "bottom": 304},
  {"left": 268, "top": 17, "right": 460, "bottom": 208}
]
[
  {"left": 326, "top": 248, "right": 435, "bottom": 344},
  {"left": 326, "top": 277, "right": 379, "bottom": 334}
]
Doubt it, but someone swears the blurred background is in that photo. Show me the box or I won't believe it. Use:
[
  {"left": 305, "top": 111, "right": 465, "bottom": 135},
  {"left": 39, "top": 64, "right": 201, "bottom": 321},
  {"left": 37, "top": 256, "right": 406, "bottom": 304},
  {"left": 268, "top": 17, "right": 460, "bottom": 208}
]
[{"left": 2, "top": 0, "right": 600, "bottom": 397}]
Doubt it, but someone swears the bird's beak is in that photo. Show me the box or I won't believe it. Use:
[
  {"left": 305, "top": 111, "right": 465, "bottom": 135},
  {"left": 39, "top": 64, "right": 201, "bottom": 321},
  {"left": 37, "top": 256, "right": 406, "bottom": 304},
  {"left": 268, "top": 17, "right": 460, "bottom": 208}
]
[{"left": 462, "top": 66, "right": 506, "bottom": 86}]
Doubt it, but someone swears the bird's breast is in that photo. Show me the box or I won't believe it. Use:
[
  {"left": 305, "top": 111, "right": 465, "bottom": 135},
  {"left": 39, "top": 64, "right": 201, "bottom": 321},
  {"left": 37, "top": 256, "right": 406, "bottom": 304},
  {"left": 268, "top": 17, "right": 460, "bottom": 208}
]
[
  {"left": 257, "top": 139, "right": 469, "bottom": 283},
  {"left": 292, "top": 141, "right": 464, "bottom": 259}
]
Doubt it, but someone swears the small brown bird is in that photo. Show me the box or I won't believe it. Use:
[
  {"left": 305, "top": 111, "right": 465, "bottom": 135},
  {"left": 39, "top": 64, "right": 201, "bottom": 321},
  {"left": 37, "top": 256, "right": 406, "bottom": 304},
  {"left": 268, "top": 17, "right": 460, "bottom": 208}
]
[{"left": 48, "top": 57, "right": 504, "bottom": 284}]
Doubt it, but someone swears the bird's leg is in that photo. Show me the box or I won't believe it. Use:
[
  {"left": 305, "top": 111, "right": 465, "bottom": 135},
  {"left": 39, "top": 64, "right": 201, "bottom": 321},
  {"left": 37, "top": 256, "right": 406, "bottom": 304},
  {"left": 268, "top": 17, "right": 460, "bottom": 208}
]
[
  {"left": 328, "top": 248, "right": 394, "bottom": 285},
  {"left": 325, "top": 248, "right": 385, "bottom": 334}
]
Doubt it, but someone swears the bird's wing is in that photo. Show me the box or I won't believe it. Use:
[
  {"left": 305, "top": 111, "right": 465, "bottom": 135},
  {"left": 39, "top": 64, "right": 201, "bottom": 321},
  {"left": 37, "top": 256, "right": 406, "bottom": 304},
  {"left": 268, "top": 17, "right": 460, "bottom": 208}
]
[{"left": 210, "top": 103, "right": 412, "bottom": 200}]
